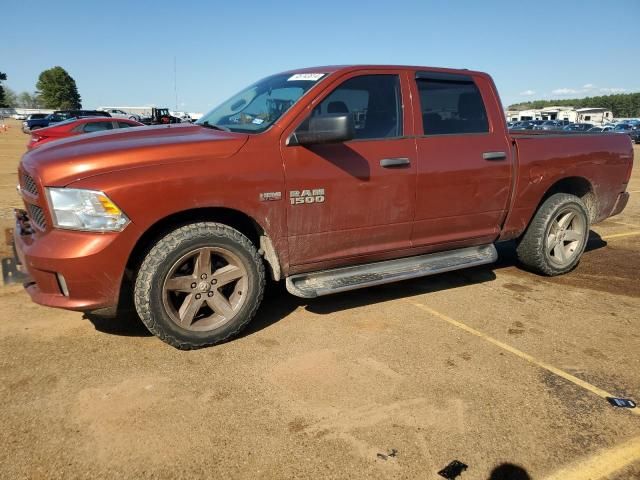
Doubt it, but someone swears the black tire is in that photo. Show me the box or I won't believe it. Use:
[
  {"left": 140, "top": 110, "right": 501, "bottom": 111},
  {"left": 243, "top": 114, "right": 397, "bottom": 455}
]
[
  {"left": 134, "top": 222, "right": 265, "bottom": 349},
  {"left": 516, "top": 193, "right": 590, "bottom": 276}
]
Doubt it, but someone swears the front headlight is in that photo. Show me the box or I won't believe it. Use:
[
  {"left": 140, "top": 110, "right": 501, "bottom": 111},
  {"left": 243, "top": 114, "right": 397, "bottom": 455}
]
[{"left": 46, "top": 188, "right": 129, "bottom": 232}]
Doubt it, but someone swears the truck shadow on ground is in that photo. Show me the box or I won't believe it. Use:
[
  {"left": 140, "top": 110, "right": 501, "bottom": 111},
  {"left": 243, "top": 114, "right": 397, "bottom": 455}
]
[{"left": 85, "top": 231, "right": 607, "bottom": 339}]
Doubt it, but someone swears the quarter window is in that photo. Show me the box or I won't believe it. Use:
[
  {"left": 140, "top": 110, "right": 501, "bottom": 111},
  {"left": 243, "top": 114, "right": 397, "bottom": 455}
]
[
  {"left": 416, "top": 77, "right": 489, "bottom": 135},
  {"left": 314, "top": 75, "right": 402, "bottom": 139}
]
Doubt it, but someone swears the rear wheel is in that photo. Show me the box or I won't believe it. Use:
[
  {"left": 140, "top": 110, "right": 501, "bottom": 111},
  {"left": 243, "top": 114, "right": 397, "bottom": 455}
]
[
  {"left": 134, "top": 222, "right": 265, "bottom": 349},
  {"left": 516, "top": 193, "right": 589, "bottom": 276}
]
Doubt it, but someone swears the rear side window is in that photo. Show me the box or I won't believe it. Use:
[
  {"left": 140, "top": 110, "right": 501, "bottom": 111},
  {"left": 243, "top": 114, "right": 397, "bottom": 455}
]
[
  {"left": 314, "top": 75, "right": 402, "bottom": 140},
  {"left": 416, "top": 77, "right": 489, "bottom": 135},
  {"left": 83, "top": 121, "right": 113, "bottom": 132},
  {"left": 117, "top": 122, "right": 134, "bottom": 128}
]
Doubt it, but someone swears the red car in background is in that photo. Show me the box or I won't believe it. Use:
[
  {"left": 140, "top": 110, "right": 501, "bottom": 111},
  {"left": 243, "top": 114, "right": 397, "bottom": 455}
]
[{"left": 27, "top": 117, "right": 144, "bottom": 150}]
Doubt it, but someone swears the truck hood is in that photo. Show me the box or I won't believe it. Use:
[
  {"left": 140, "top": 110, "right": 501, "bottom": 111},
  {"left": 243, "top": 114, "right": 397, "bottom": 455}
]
[{"left": 21, "top": 124, "right": 249, "bottom": 186}]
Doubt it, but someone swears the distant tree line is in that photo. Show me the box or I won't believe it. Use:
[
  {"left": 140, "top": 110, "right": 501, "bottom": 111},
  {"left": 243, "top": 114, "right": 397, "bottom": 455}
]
[
  {"left": 508, "top": 92, "right": 640, "bottom": 118},
  {"left": 0, "top": 66, "right": 81, "bottom": 109}
]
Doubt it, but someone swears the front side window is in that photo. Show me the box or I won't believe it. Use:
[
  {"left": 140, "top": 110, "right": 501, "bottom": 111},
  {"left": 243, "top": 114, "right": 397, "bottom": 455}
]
[
  {"left": 313, "top": 75, "right": 402, "bottom": 140},
  {"left": 83, "top": 121, "right": 113, "bottom": 132},
  {"left": 197, "top": 72, "right": 327, "bottom": 133},
  {"left": 417, "top": 76, "right": 489, "bottom": 135}
]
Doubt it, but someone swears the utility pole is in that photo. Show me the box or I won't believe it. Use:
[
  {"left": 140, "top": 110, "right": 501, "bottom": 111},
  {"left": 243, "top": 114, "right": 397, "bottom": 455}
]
[{"left": 174, "top": 56, "right": 178, "bottom": 112}]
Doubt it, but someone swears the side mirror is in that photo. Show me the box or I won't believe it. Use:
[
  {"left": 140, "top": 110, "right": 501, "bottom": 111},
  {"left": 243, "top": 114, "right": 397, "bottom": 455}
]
[{"left": 289, "top": 113, "right": 355, "bottom": 146}]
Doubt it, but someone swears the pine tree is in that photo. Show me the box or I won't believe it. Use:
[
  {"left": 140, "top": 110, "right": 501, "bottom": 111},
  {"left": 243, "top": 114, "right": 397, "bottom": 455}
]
[
  {"left": 0, "top": 71, "right": 8, "bottom": 108},
  {"left": 36, "top": 67, "right": 82, "bottom": 109}
]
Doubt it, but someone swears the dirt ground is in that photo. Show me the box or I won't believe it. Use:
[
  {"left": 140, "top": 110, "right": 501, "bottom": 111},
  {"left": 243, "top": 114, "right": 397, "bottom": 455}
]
[{"left": 0, "top": 118, "right": 639, "bottom": 479}]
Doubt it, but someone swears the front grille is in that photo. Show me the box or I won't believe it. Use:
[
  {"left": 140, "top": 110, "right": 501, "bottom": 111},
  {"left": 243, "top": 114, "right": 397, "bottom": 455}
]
[
  {"left": 22, "top": 173, "right": 38, "bottom": 196},
  {"left": 27, "top": 204, "right": 47, "bottom": 230}
]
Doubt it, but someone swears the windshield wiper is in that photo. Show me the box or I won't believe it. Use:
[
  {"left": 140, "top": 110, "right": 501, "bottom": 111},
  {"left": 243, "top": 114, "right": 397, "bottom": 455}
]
[{"left": 200, "top": 121, "right": 231, "bottom": 132}]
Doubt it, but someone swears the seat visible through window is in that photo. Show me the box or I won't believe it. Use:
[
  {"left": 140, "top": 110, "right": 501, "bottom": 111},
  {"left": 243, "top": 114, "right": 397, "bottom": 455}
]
[
  {"left": 314, "top": 75, "right": 403, "bottom": 140},
  {"left": 417, "top": 77, "right": 489, "bottom": 135}
]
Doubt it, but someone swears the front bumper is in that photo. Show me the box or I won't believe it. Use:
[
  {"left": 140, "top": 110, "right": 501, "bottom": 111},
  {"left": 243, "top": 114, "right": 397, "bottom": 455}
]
[{"left": 12, "top": 208, "right": 138, "bottom": 312}]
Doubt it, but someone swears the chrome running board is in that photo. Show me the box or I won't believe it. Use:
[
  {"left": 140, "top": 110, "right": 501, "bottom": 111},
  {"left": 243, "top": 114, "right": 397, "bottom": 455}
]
[{"left": 286, "top": 244, "right": 498, "bottom": 298}]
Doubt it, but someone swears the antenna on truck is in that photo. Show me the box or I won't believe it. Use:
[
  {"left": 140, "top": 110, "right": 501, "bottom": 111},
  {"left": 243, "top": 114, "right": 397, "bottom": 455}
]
[{"left": 174, "top": 56, "right": 178, "bottom": 112}]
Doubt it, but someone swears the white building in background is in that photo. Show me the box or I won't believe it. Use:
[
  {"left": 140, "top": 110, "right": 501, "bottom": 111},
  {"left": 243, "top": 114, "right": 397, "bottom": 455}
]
[
  {"left": 506, "top": 106, "right": 613, "bottom": 124},
  {"left": 574, "top": 108, "right": 613, "bottom": 124},
  {"left": 97, "top": 106, "right": 154, "bottom": 117},
  {"left": 539, "top": 106, "right": 576, "bottom": 121}
]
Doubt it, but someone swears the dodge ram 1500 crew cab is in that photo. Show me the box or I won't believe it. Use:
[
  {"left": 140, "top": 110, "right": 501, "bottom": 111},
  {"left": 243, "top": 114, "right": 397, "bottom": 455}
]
[{"left": 13, "top": 65, "right": 633, "bottom": 349}]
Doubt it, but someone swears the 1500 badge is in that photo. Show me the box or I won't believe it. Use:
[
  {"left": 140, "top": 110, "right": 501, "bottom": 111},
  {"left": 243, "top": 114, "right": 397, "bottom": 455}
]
[{"left": 289, "top": 189, "right": 325, "bottom": 205}]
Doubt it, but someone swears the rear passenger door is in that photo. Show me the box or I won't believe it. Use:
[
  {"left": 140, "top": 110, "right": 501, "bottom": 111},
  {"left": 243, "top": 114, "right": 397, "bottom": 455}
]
[{"left": 410, "top": 71, "right": 512, "bottom": 248}]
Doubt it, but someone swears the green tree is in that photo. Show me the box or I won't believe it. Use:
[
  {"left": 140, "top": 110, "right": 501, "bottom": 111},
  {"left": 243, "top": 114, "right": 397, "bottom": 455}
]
[
  {"left": 18, "top": 91, "right": 41, "bottom": 108},
  {"left": 508, "top": 92, "right": 640, "bottom": 117},
  {"left": 0, "top": 71, "right": 7, "bottom": 107},
  {"left": 4, "top": 86, "right": 18, "bottom": 107},
  {"left": 36, "top": 66, "right": 81, "bottom": 109}
]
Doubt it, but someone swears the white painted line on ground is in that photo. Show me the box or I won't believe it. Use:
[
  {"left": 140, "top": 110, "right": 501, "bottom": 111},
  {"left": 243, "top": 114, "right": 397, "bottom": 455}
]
[
  {"left": 407, "top": 301, "right": 639, "bottom": 417},
  {"left": 603, "top": 230, "right": 640, "bottom": 240},
  {"left": 607, "top": 220, "right": 640, "bottom": 229},
  {"left": 542, "top": 434, "right": 640, "bottom": 480}
]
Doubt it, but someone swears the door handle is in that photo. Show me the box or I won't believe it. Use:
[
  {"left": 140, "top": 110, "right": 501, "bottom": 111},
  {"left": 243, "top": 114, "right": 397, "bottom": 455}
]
[
  {"left": 380, "top": 157, "right": 411, "bottom": 168},
  {"left": 483, "top": 151, "right": 507, "bottom": 161}
]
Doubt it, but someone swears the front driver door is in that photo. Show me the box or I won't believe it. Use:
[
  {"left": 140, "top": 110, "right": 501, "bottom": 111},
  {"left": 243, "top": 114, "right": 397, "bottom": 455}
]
[{"left": 281, "top": 71, "right": 417, "bottom": 267}]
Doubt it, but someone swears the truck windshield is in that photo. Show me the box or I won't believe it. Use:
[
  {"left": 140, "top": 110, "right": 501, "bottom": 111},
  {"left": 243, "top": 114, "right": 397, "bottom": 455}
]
[{"left": 197, "top": 72, "right": 327, "bottom": 133}]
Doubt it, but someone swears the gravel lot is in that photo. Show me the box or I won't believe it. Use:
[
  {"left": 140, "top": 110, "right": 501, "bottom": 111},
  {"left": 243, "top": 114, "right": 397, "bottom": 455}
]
[{"left": 1, "top": 119, "right": 639, "bottom": 479}]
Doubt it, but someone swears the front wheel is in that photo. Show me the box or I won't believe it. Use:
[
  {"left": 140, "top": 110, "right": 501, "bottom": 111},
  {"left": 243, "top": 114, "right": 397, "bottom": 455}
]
[
  {"left": 516, "top": 193, "right": 590, "bottom": 276},
  {"left": 134, "top": 222, "right": 265, "bottom": 349}
]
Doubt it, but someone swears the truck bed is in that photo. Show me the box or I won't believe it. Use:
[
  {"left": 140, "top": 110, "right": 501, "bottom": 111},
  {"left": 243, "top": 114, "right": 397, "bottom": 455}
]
[{"left": 500, "top": 131, "right": 633, "bottom": 240}]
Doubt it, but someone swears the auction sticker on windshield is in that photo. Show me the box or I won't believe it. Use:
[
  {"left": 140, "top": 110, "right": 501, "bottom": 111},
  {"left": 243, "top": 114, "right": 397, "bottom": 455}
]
[{"left": 288, "top": 73, "right": 325, "bottom": 81}]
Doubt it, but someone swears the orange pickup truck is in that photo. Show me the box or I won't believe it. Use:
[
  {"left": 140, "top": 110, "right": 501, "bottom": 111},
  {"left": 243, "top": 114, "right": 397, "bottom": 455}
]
[{"left": 12, "top": 65, "right": 633, "bottom": 349}]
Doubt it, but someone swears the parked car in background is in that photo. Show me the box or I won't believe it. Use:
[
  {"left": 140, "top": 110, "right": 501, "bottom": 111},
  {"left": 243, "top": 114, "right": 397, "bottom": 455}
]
[
  {"left": 587, "top": 126, "right": 614, "bottom": 132},
  {"left": 613, "top": 123, "right": 634, "bottom": 134},
  {"left": 563, "top": 123, "right": 594, "bottom": 132},
  {"left": 534, "top": 120, "right": 565, "bottom": 131},
  {"left": 23, "top": 110, "right": 112, "bottom": 132},
  {"left": 27, "top": 117, "right": 143, "bottom": 150},
  {"left": 170, "top": 111, "right": 193, "bottom": 123},
  {"left": 25, "top": 113, "right": 48, "bottom": 121},
  {"left": 630, "top": 129, "right": 640, "bottom": 144},
  {"left": 11, "top": 113, "right": 28, "bottom": 120},
  {"left": 510, "top": 121, "right": 538, "bottom": 130},
  {"left": 99, "top": 108, "right": 141, "bottom": 122}
]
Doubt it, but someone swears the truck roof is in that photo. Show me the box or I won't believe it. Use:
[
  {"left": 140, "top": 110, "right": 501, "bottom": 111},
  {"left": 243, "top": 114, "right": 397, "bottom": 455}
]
[{"left": 281, "top": 64, "right": 486, "bottom": 77}]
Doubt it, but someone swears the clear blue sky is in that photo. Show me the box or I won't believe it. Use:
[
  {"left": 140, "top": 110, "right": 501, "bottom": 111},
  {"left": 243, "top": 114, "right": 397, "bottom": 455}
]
[{"left": 2, "top": 0, "right": 638, "bottom": 112}]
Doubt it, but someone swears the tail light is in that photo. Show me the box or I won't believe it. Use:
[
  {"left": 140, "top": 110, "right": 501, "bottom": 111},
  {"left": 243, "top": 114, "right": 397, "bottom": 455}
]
[{"left": 28, "top": 134, "right": 45, "bottom": 149}]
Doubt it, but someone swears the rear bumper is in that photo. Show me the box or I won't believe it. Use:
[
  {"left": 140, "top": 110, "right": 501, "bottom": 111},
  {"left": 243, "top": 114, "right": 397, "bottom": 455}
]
[
  {"left": 12, "top": 209, "right": 138, "bottom": 312},
  {"left": 609, "top": 192, "right": 630, "bottom": 218}
]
